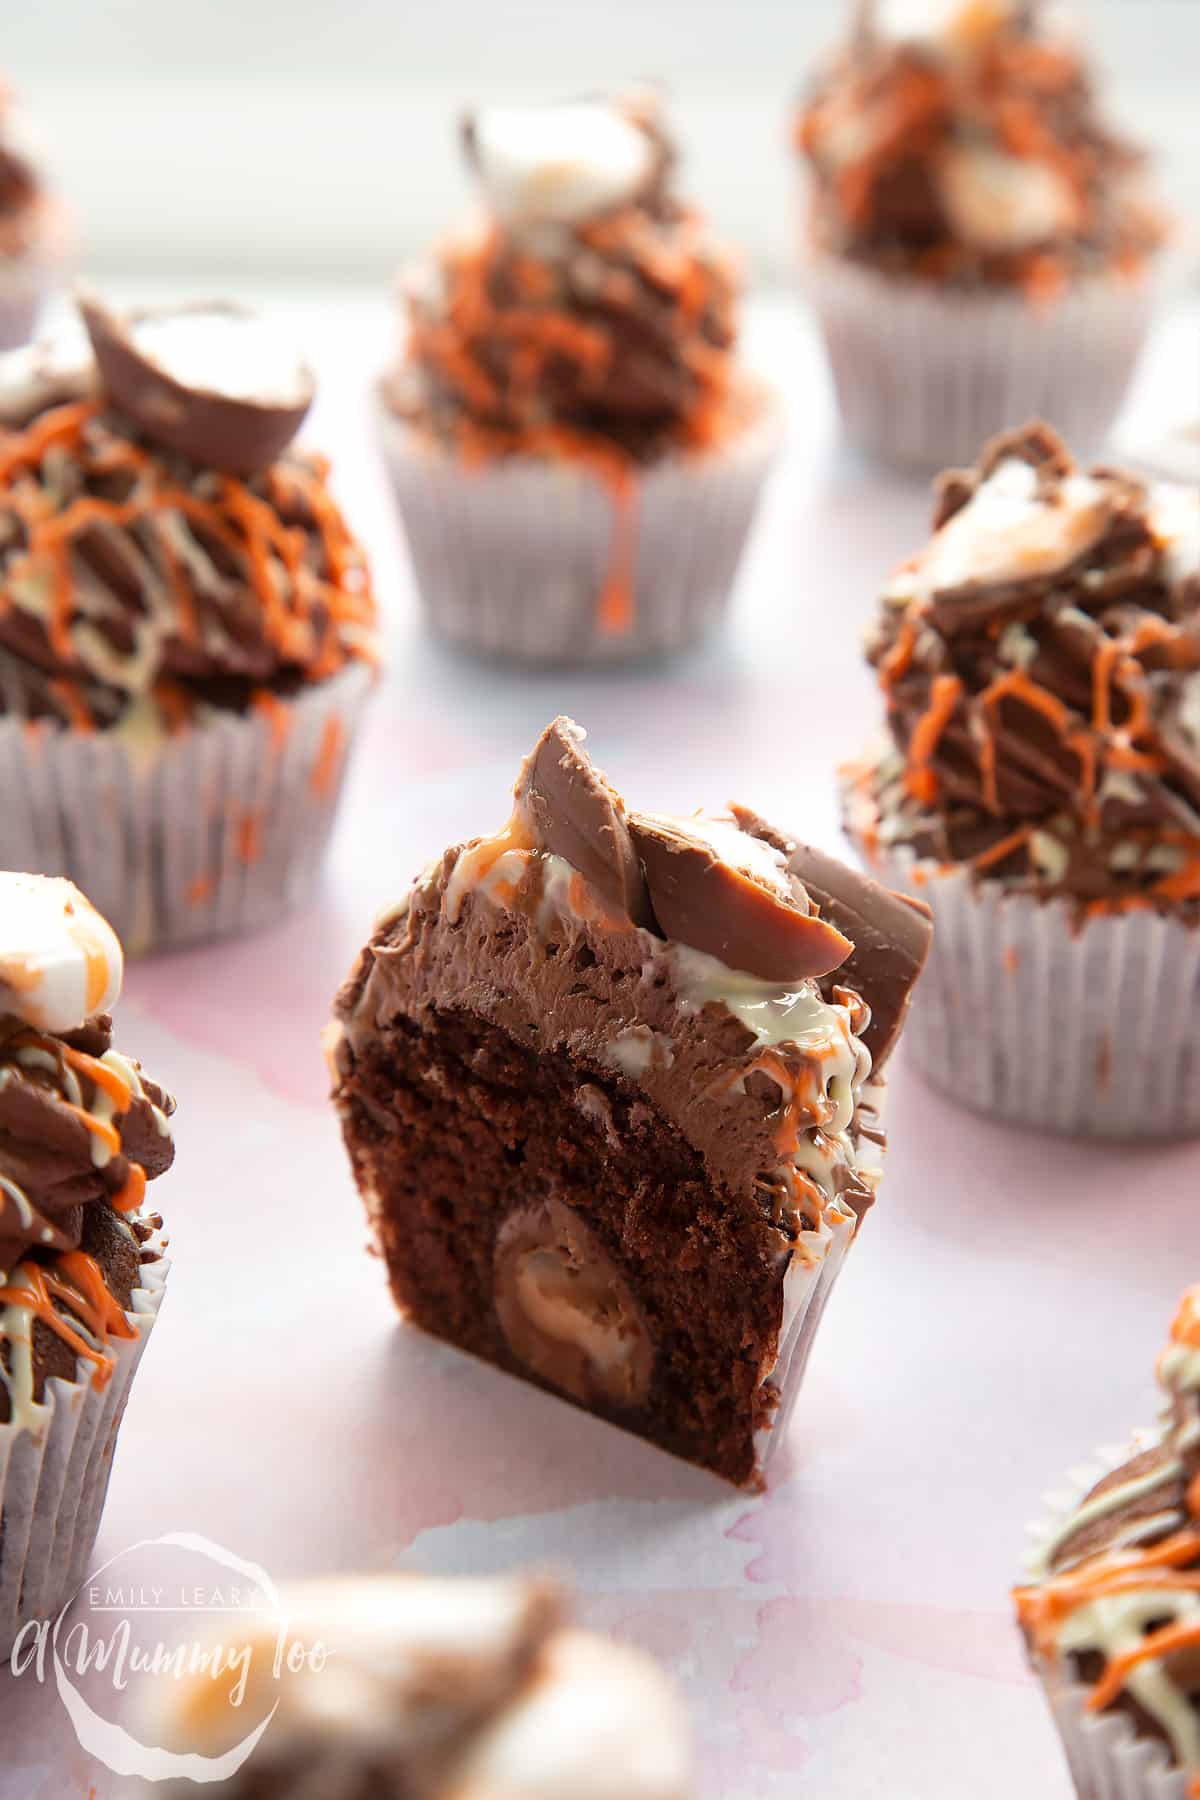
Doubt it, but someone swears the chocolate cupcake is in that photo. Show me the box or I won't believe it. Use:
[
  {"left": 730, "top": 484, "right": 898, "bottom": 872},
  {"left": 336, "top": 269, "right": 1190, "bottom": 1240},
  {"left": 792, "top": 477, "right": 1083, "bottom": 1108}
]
[
  {"left": 379, "top": 91, "right": 777, "bottom": 664},
  {"left": 796, "top": 0, "right": 1168, "bottom": 467},
  {"left": 0, "top": 296, "right": 377, "bottom": 951},
  {"left": 0, "top": 872, "right": 173, "bottom": 1660},
  {"left": 1016, "top": 1288, "right": 1200, "bottom": 1798},
  {"left": 153, "top": 1572, "right": 690, "bottom": 1797},
  {"left": 843, "top": 422, "right": 1200, "bottom": 1135},
  {"left": 0, "top": 87, "right": 67, "bottom": 352},
  {"left": 329, "top": 719, "right": 931, "bottom": 1486}
]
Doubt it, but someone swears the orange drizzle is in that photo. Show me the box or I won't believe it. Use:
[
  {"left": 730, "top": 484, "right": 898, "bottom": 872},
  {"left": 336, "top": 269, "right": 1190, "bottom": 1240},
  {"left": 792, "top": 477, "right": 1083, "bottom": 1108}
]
[
  {"left": 111, "top": 1162, "right": 146, "bottom": 1214},
  {"left": 1088, "top": 1618, "right": 1200, "bottom": 1712},
  {"left": 310, "top": 716, "right": 345, "bottom": 797},
  {"left": 0, "top": 1251, "right": 134, "bottom": 1391},
  {"left": 596, "top": 466, "right": 637, "bottom": 636},
  {"left": 61, "top": 1103, "right": 120, "bottom": 1159},
  {"left": 59, "top": 1045, "right": 133, "bottom": 1114},
  {"left": 904, "top": 674, "right": 962, "bottom": 805}
]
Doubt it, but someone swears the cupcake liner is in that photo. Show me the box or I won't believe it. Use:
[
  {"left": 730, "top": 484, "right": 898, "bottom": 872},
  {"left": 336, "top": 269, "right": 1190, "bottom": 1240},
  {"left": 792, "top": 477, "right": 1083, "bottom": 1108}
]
[
  {"left": 378, "top": 404, "right": 780, "bottom": 665},
  {"left": 847, "top": 837, "right": 1200, "bottom": 1138},
  {"left": 0, "top": 1241, "right": 168, "bottom": 1664},
  {"left": 0, "top": 659, "right": 373, "bottom": 954},
  {"left": 756, "top": 1088, "right": 886, "bottom": 1473},
  {"left": 805, "top": 253, "right": 1154, "bottom": 470},
  {"left": 1022, "top": 1434, "right": 1189, "bottom": 1800}
]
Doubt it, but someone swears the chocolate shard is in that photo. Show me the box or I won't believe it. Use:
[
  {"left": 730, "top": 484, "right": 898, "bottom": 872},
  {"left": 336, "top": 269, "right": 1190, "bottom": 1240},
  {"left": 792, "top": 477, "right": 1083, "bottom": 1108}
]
[
  {"left": 628, "top": 811, "right": 853, "bottom": 982},
  {"left": 730, "top": 805, "right": 933, "bottom": 1070},
  {"left": 79, "top": 294, "right": 314, "bottom": 476},
  {"left": 514, "top": 717, "right": 654, "bottom": 927}
]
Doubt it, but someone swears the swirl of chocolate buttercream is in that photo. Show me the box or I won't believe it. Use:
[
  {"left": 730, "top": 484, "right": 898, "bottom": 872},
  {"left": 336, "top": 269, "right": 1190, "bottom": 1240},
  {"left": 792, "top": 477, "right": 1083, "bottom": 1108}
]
[
  {"left": 386, "top": 92, "right": 751, "bottom": 465},
  {"left": 859, "top": 424, "right": 1200, "bottom": 908},
  {"left": 0, "top": 1010, "right": 174, "bottom": 1276},
  {"left": 0, "top": 318, "right": 376, "bottom": 726}
]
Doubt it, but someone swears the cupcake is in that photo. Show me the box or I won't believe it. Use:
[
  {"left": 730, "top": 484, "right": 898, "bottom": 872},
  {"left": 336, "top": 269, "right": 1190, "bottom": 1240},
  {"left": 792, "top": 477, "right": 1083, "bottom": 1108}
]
[
  {"left": 329, "top": 719, "right": 931, "bottom": 1486},
  {"left": 842, "top": 422, "right": 1200, "bottom": 1136},
  {"left": 153, "top": 1571, "right": 690, "bottom": 1797},
  {"left": 0, "top": 84, "right": 67, "bottom": 351},
  {"left": 0, "top": 872, "right": 173, "bottom": 1660},
  {"left": 795, "top": 0, "right": 1169, "bottom": 468},
  {"left": 0, "top": 295, "right": 377, "bottom": 951},
  {"left": 379, "top": 90, "right": 777, "bottom": 664},
  {"left": 1015, "top": 1287, "right": 1200, "bottom": 1798}
]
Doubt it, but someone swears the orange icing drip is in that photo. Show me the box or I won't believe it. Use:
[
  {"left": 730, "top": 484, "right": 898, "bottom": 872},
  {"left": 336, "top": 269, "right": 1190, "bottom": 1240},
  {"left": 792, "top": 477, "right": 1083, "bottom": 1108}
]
[
  {"left": 0, "top": 1250, "right": 134, "bottom": 1391},
  {"left": 112, "top": 1162, "right": 146, "bottom": 1214},
  {"left": 904, "top": 674, "right": 962, "bottom": 805},
  {"left": 310, "top": 716, "right": 345, "bottom": 797},
  {"left": 1088, "top": 1618, "right": 1200, "bottom": 1712},
  {"left": 59, "top": 1044, "right": 133, "bottom": 1114},
  {"left": 1169, "top": 1289, "right": 1200, "bottom": 1352}
]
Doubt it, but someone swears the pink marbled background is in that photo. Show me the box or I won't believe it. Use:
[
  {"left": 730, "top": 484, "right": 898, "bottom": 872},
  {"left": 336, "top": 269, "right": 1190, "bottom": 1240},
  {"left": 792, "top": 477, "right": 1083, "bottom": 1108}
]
[{"left": 2, "top": 289, "right": 1198, "bottom": 1798}]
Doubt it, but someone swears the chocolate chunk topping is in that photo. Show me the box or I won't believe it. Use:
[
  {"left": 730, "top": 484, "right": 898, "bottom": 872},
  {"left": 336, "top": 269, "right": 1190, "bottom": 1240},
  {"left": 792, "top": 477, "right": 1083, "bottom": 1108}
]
[
  {"left": 515, "top": 718, "right": 653, "bottom": 927},
  {"left": 80, "top": 295, "right": 314, "bottom": 476},
  {"left": 629, "top": 811, "right": 854, "bottom": 982},
  {"left": 730, "top": 806, "right": 933, "bottom": 1068}
]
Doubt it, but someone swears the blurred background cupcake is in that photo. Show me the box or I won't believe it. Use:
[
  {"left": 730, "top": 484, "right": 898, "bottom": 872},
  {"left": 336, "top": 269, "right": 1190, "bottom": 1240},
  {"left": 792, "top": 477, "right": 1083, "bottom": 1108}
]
[
  {"left": 842, "top": 422, "right": 1200, "bottom": 1136},
  {"left": 378, "top": 89, "right": 778, "bottom": 665},
  {"left": 795, "top": 0, "right": 1170, "bottom": 468},
  {"left": 1015, "top": 1286, "right": 1200, "bottom": 1798},
  {"left": 0, "top": 296, "right": 377, "bottom": 952},
  {"left": 0, "top": 79, "right": 68, "bottom": 352},
  {"left": 0, "top": 874, "right": 172, "bottom": 1658}
]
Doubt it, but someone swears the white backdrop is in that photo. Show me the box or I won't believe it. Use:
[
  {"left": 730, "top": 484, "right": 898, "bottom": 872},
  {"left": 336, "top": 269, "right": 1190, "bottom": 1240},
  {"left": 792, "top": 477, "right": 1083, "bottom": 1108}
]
[{"left": 4, "top": 0, "right": 1198, "bottom": 279}]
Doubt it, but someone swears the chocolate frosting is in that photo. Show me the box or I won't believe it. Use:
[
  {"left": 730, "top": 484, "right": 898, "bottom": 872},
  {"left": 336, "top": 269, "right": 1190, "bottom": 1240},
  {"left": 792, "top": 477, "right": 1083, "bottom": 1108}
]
[
  {"left": 387, "top": 91, "right": 750, "bottom": 465},
  {"left": 857, "top": 424, "right": 1200, "bottom": 909},
  {"left": 0, "top": 1010, "right": 174, "bottom": 1274},
  {"left": 798, "top": 2, "right": 1165, "bottom": 288},
  {"left": 0, "top": 299, "right": 375, "bottom": 729}
]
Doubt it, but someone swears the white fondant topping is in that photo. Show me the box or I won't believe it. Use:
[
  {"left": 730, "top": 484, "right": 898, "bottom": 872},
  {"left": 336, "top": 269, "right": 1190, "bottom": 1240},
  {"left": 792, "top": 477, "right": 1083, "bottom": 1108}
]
[
  {"left": 873, "top": 0, "right": 1019, "bottom": 49},
  {"left": 0, "top": 873, "right": 122, "bottom": 1032},
  {"left": 908, "top": 457, "right": 1111, "bottom": 599},
  {"left": 449, "top": 1627, "right": 691, "bottom": 1800},
  {"left": 471, "top": 103, "right": 654, "bottom": 227},
  {"left": 1149, "top": 481, "right": 1200, "bottom": 587},
  {"left": 128, "top": 311, "right": 310, "bottom": 407},
  {"left": 937, "top": 146, "right": 1079, "bottom": 253}
]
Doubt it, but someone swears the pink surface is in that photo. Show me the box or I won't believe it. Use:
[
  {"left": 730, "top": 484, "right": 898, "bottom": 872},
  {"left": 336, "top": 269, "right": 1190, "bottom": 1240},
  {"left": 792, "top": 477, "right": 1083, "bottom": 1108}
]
[{"left": 2, "top": 289, "right": 1198, "bottom": 1798}]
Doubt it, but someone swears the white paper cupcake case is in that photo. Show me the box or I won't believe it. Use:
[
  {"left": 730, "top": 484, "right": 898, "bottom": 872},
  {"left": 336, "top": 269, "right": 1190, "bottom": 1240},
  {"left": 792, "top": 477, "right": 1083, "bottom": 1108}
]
[
  {"left": 805, "top": 253, "right": 1154, "bottom": 471},
  {"left": 755, "top": 1087, "right": 885, "bottom": 1475},
  {"left": 0, "top": 659, "right": 373, "bottom": 954},
  {"left": 848, "top": 839, "right": 1200, "bottom": 1138},
  {"left": 0, "top": 1245, "right": 168, "bottom": 1665},
  {"left": 1022, "top": 1434, "right": 1190, "bottom": 1800},
  {"left": 378, "top": 405, "right": 779, "bottom": 665}
]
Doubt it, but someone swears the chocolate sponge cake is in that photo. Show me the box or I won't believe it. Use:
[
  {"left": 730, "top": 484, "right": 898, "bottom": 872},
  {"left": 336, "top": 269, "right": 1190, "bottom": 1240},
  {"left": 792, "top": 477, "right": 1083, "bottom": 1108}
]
[{"left": 329, "top": 721, "right": 931, "bottom": 1485}]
